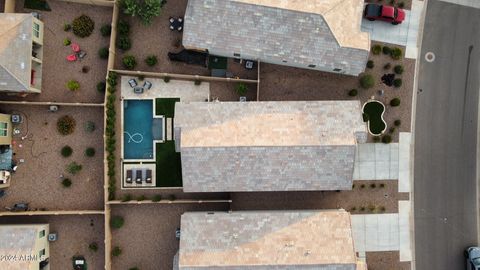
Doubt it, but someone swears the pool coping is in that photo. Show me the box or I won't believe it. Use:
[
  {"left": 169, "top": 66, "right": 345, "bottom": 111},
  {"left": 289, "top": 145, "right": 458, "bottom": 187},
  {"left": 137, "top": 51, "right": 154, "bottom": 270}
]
[{"left": 362, "top": 99, "right": 387, "bottom": 136}]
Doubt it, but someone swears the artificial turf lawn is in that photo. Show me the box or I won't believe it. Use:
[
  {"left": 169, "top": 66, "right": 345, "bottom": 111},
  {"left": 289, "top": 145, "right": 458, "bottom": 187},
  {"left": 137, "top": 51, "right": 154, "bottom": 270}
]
[
  {"left": 155, "top": 141, "right": 182, "bottom": 187},
  {"left": 155, "top": 98, "right": 179, "bottom": 117},
  {"left": 363, "top": 101, "right": 386, "bottom": 135}
]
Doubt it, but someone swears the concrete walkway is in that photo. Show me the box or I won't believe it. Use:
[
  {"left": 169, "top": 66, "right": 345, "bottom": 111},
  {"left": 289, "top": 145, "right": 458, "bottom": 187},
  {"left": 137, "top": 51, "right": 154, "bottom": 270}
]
[
  {"left": 353, "top": 143, "right": 399, "bottom": 180},
  {"left": 438, "top": 0, "right": 480, "bottom": 8}
]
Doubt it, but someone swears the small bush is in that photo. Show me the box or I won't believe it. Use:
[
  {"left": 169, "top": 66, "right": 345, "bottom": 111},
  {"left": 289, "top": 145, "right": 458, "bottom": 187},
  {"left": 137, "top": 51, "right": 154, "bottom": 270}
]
[
  {"left": 112, "top": 246, "right": 122, "bottom": 257},
  {"left": 235, "top": 83, "right": 248, "bottom": 96},
  {"left": 72, "top": 15, "right": 95, "bottom": 38},
  {"left": 117, "top": 36, "right": 131, "bottom": 51},
  {"left": 66, "top": 162, "right": 82, "bottom": 175},
  {"left": 57, "top": 115, "right": 76, "bottom": 135},
  {"left": 390, "top": 98, "right": 401, "bottom": 106},
  {"left": 380, "top": 183, "right": 385, "bottom": 188},
  {"left": 394, "top": 119, "right": 401, "bottom": 126},
  {"left": 99, "top": 47, "right": 109, "bottom": 59},
  {"left": 110, "top": 216, "right": 125, "bottom": 229},
  {"left": 368, "top": 204, "right": 376, "bottom": 212},
  {"left": 391, "top": 47, "right": 403, "bottom": 60},
  {"left": 85, "top": 147, "right": 95, "bottom": 157},
  {"left": 89, "top": 242, "right": 98, "bottom": 252},
  {"left": 194, "top": 80, "right": 201, "bottom": 86},
  {"left": 100, "top": 24, "right": 111, "bottom": 36},
  {"left": 168, "top": 194, "right": 176, "bottom": 201},
  {"left": 394, "top": 65, "right": 404, "bottom": 74},
  {"left": 379, "top": 206, "right": 386, "bottom": 212},
  {"left": 145, "top": 55, "right": 158, "bottom": 66},
  {"left": 360, "top": 206, "right": 366, "bottom": 212},
  {"left": 67, "top": 80, "right": 80, "bottom": 91},
  {"left": 137, "top": 195, "right": 146, "bottom": 201},
  {"left": 371, "top": 44, "right": 381, "bottom": 55},
  {"left": 62, "top": 178, "right": 72, "bottom": 187},
  {"left": 348, "top": 89, "right": 358, "bottom": 97},
  {"left": 63, "top": 23, "right": 71, "bottom": 32},
  {"left": 152, "top": 195, "right": 162, "bottom": 202},
  {"left": 373, "top": 136, "right": 381, "bottom": 142},
  {"left": 121, "top": 194, "right": 132, "bottom": 202},
  {"left": 366, "top": 60, "right": 374, "bottom": 69},
  {"left": 84, "top": 121, "right": 96, "bottom": 133},
  {"left": 389, "top": 127, "right": 396, "bottom": 134},
  {"left": 163, "top": 76, "right": 170, "bottom": 83},
  {"left": 117, "top": 20, "right": 130, "bottom": 36},
  {"left": 63, "top": 38, "right": 71, "bottom": 46},
  {"left": 61, "top": 146, "right": 73, "bottom": 157},
  {"left": 382, "top": 46, "right": 391, "bottom": 55},
  {"left": 360, "top": 184, "right": 366, "bottom": 189},
  {"left": 82, "top": 66, "right": 90, "bottom": 73},
  {"left": 360, "top": 74, "right": 375, "bottom": 89},
  {"left": 97, "top": 81, "right": 106, "bottom": 93},
  {"left": 370, "top": 183, "right": 376, "bottom": 188},
  {"left": 122, "top": 55, "right": 136, "bottom": 70},
  {"left": 383, "top": 63, "right": 391, "bottom": 70},
  {"left": 351, "top": 207, "right": 357, "bottom": 211},
  {"left": 382, "top": 135, "right": 392, "bottom": 144}
]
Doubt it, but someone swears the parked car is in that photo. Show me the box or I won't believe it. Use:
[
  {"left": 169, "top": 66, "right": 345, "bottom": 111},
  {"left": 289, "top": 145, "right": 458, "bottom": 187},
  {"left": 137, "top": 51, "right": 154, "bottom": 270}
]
[
  {"left": 363, "top": 3, "right": 405, "bottom": 25},
  {"left": 72, "top": 256, "right": 87, "bottom": 270},
  {"left": 466, "top": 247, "right": 480, "bottom": 270}
]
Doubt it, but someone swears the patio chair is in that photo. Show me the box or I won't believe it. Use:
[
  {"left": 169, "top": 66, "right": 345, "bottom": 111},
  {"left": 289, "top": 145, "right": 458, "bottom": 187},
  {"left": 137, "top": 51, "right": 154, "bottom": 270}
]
[
  {"left": 77, "top": 51, "right": 86, "bottom": 60},
  {"left": 71, "top": 43, "right": 80, "bottom": 53},
  {"left": 134, "top": 87, "right": 144, "bottom": 94},
  {"left": 145, "top": 169, "right": 152, "bottom": 183},
  {"left": 126, "top": 169, "right": 133, "bottom": 184},
  {"left": 135, "top": 170, "right": 143, "bottom": 184},
  {"left": 66, "top": 54, "right": 77, "bottom": 62},
  {"left": 128, "top": 78, "right": 138, "bottom": 88},
  {"left": 143, "top": 80, "right": 152, "bottom": 90}
]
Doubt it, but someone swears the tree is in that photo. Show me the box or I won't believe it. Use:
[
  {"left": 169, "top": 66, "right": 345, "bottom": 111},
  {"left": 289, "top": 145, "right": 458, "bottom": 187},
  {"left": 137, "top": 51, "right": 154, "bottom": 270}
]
[{"left": 120, "top": 0, "right": 165, "bottom": 25}]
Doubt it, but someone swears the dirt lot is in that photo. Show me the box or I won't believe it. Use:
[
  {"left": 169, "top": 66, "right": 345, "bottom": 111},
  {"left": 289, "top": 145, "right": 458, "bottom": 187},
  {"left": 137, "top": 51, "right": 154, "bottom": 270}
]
[
  {"left": 366, "top": 251, "right": 412, "bottom": 270},
  {"left": 110, "top": 203, "right": 229, "bottom": 270},
  {"left": 210, "top": 81, "right": 258, "bottom": 102},
  {"left": 259, "top": 42, "right": 414, "bottom": 142},
  {"left": 231, "top": 180, "right": 407, "bottom": 214},
  {"left": 0, "top": 104, "right": 104, "bottom": 211},
  {"left": 0, "top": 214, "right": 105, "bottom": 270},
  {"left": 0, "top": 0, "right": 112, "bottom": 103}
]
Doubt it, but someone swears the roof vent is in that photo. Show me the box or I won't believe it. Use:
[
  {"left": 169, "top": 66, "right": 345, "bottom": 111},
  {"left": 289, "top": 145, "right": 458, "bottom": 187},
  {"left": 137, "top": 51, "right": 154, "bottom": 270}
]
[
  {"left": 21, "top": 34, "right": 27, "bottom": 40},
  {"left": 20, "top": 62, "right": 25, "bottom": 69}
]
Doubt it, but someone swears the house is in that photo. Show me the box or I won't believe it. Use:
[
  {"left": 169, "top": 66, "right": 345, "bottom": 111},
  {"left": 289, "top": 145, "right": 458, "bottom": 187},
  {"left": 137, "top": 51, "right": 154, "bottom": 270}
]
[
  {"left": 0, "top": 113, "right": 13, "bottom": 189},
  {"left": 0, "top": 13, "right": 44, "bottom": 93},
  {"left": 183, "top": 0, "right": 370, "bottom": 76},
  {"left": 174, "top": 210, "right": 367, "bottom": 270},
  {"left": 174, "top": 101, "right": 367, "bottom": 192},
  {"left": 0, "top": 224, "right": 50, "bottom": 270}
]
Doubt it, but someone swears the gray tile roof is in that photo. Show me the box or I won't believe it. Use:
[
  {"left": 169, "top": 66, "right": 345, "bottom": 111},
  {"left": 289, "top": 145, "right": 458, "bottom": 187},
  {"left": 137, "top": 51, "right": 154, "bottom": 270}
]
[
  {"left": 178, "top": 210, "right": 357, "bottom": 269},
  {"left": 174, "top": 101, "right": 367, "bottom": 192},
  {"left": 0, "top": 14, "right": 34, "bottom": 92},
  {"left": 183, "top": 0, "right": 370, "bottom": 76}
]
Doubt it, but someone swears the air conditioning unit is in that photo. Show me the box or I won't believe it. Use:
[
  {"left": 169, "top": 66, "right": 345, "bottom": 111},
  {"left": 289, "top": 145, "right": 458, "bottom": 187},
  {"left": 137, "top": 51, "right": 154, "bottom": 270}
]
[{"left": 48, "top": 105, "right": 59, "bottom": 112}]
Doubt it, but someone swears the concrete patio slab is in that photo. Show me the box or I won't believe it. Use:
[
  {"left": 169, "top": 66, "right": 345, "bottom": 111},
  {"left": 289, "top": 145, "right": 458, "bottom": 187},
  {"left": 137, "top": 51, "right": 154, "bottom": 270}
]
[{"left": 354, "top": 143, "right": 399, "bottom": 180}]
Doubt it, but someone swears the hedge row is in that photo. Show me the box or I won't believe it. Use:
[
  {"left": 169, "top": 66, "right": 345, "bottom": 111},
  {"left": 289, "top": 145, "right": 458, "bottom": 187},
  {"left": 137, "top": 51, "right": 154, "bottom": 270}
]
[{"left": 106, "top": 71, "right": 118, "bottom": 200}]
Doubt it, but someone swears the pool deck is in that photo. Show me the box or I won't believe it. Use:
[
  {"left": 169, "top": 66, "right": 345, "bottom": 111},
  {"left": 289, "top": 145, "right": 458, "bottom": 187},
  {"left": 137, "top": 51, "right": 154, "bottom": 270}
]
[{"left": 123, "top": 163, "right": 156, "bottom": 188}]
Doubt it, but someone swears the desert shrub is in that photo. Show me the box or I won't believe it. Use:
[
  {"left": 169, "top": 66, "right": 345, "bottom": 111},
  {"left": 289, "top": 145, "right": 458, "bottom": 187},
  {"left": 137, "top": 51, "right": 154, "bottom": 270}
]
[
  {"left": 100, "top": 24, "right": 111, "bottom": 36},
  {"left": 66, "top": 162, "right": 82, "bottom": 175},
  {"left": 168, "top": 194, "right": 176, "bottom": 201},
  {"left": 384, "top": 63, "right": 391, "bottom": 70},
  {"left": 112, "top": 246, "right": 122, "bottom": 257},
  {"left": 366, "top": 60, "right": 374, "bottom": 69},
  {"left": 163, "top": 76, "right": 170, "bottom": 83},
  {"left": 63, "top": 23, "right": 71, "bottom": 32},
  {"left": 350, "top": 207, "right": 357, "bottom": 211},
  {"left": 389, "top": 127, "right": 396, "bottom": 133},
  {"left": 391, "top": 47, "right": 403, "bottom": 60},
  {"left": 119, "top": 0, "right": 166, "bottom": 25},
  {"left": 117, "top": 20, "right": 130, "bottom": 36},
  {"left": 394, "top": 65, "right": 404, "bottom": 74},
  {"left": 82, "top": 66, "right": 90, "bottom": 73},
  {"left": 61, "top": 146, "right": 73, "bottom": 157},
  {"left": 379, "top": 206, "right": 386, "bottom": 212},
  {"left": 62, "top": 178, "right": 72, "bottom": 187},
  {"left": 398, "top": 2, "right": 405, "bottom": 8},
  {"left": 370, "top": 183, "right": 376, "bottom": 188},
  {"left": 99, "top": 47, "right": 109, "bottom": 59},
  {"left": 85, "top": 147, "right": 95, "bottom": 157},
  {"left": 67, "top": 80, "right": 80, "bottom": 91},
  {"left": 393, "top": 78, "right": 402, "bottom": 88},
  {"left": 89, "top": 242, "right": 98, "bottom": 252},
  {"left": 368, "top": 204, "right": 376, "bottom": 212},
  {"left": 382, "top": 46, "right": 391, "bottom": 55},
  {"left": 145, "top": 55, "right": 158, "bottom": 66},
  {"left": 194, "top": 80, "right": 201, "bottom": 86},
  {"left": 97, "top": 81, "right": 106, "bottom": 93},
  {"left": 84, "top": 121, "right": 96, "bottom": 133},
  {"left": 348, "top": 89, "right": 358, "bottom": 97},
  {"left": 121, "top": 194, "right": 132, "bottom": 202},
  {"left": 137, "top": 195, "right": 146, "bottom": 201},
  {"left": 72, "top": 15, "right": 95, "bottom": 38},
  {"left": 152, "top": 194, "right": 162, "bottom": 202},
  {"left": 394, "top": 119, "right": 401, "bottom": 126},
  {"left": 57, "top": 115, "right": 76, "bottom": 135},
  {"left": 382, "top": 135, "right": 392, "bottom": 144},
  {"left": 380, "top": 183, "right": 385, "bottom": 188},
  {"left": 107, "top": 72, "right": 118, "bottom": 87},
  {"left": 63, "top": 38, "right": 71, "bottom": 46},
  {"left": 360, "top": 184, "right": 366, "bottom": 189},
  {"left": 110, "top": 216, "right": 124, "bottom": 229},
  {"left": 371, "top": 44, "right": 381, "bottom": 55},
  {"left": 360, "top": 206, "right": 366, "bottom": 211},
  {"left": 122, "top": 55, "right": 137, "bottom": 70},
  {"left": 360, "top": 74, "right": 375, "bottom": 89},
  {"left": 390, "top": 98, "right": 401, "bottom": 106},
  {"left": 235, "top": 83, "right": 248, "bottom": 96},
  {"left": 117, "top": 36, "right": 131, "bottom": 51}
]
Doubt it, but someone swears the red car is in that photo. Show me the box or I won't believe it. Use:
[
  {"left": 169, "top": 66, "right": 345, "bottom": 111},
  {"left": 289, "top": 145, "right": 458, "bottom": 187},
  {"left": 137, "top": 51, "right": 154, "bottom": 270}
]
[{"left": 364, "top": 3, "right": 405, "bottom": 25}]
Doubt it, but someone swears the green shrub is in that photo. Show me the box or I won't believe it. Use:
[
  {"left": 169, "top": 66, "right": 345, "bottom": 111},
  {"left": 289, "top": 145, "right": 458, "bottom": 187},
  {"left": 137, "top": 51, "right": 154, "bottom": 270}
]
[
  {"left": 370, "top": 183, "right": 376, "bottom": 188},
  {"left": 394, "top": 119, "right": 401, "bottom": 126},
  {"left": 350, "top": 207, "right": 357, "bottom": 211},
  {"left": 360, "top": 184, "right": 366, "bottom": 189},
  {"left": 382, "top": 135, "right": 392, "bottom": 144},
  {"left": 168, "top": 194, "right": 176, "bottom": 201},
  {"left": 380, "top": 183, "right": 385, "bottom": 188},
  {"left": 63, "top": 38, "right": 71, "bottom": 46},
  {"left": 366, "top": 60, "right": 374, "bottom": 69},
  {"left": 122, "top": 55, "right": 136, "bottom": 70},
  {"left": 84, "top": 121, "right": 96, "bottom": 133},
  {"left": 121, "top": 194, "right": 132, "bottom": 202},
  {"left": 391, "top": 47, "right": 403, "bottom": 60},
  {"left": 85, "top": 147, "right": 95, "bottom": 157},
  {"left": 107, "top": 72, "right": 118, "bottom": 87},
  {"left": 379, "top": 206, "right": 386, "bottom": 212},
  {"left": 152, "top": 194, "right": 162, "bottom": 202},
  {"left": 100, "top": 24, "right": 111, "bottom": 36},
  {"left": 371, "top": 44, "right": 381, "bottom": 55},
  {"left": 57, "top": 115, "right": 76, "bottom": 135},
  {"left": 360, "top": 74, "right": 375, "bottom": 89},
  {"left": 382, "top": 46, "right": 391, "bottom": 55},
  {"left": 61, "top": 146, "right": 73, "bottom": 157},
  {"left": 110, "top": 216, "right": 124, "bottom": 229},
  {"left": 368, "top": 204, "right": 376, "bottom": 212},
  {"left": 112, "top": 246, "right": 122, "bottom": 257},
  {"left": 66, "top": 162, "right": 82, "bottom": 175},
  {"left": 390, "top": 98, "right": 401, "bottom": 107},
  {"left": 394, "top": 65, "right": 404, "bottom": 74},
  {"left": 163, "top": 76, "right": 170, "bottom": 83},
  {"left": 360, "top": 206, "right": 366, "bottom": 211},
  {"left": 194, "top": 80, "right": 201, "bottom": 86},
  {"left": 89, "top": 242, "right": 98, "bottom": 252},
  {"left": 389, "top": 127, "right": 396, "bottom": 134},
  {"left": 235, "top": 83, "right": 248, "bottom": 96},
  {"left": 72, "top": 15, "right": 95, "bottom": 38},
  {"left": 97, "top": 81, "right": 106, "bottom": 93},
  {"left": 99, "top": 47, "right": 109, "bottom": 59},
  {"left": 393, "top": 78, "right": 402, "bottom": 88},
  {"left": 63, "top": 23, "right": 71, "bottom": 32},
  {"left": 384, "top": 63, "right": 391, "bottom": 70},
  {"left": 119, "top": 0, "right": 165, "bottom": 25},
  {"left": 62, "top": 178, "right": 72, "bottom": 187},
  {"left": 82, "top": 66, "right": 89, "bottom": 73},
  {"left": 117, "top": 20, "right": 130, "bottom": 36},
  {"left": 137, "top": 195, "right": 146, "bottom": 201},
  {"left": 348, "top": 89, "right": 358, "bottom": 97},
  {"left": 67, "top": 80, "right": 80, "bottom": 91},
  {"left": 117, "top": 36, "right": 131, "bottom": 51},
  {"left": 145, "top": 55, "right": 158, "bottom": 66}
]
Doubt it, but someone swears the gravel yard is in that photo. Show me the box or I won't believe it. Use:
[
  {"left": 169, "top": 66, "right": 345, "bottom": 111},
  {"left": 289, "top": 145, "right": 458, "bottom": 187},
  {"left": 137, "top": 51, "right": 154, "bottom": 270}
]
[
  {"left": 366, "top": 251, "right": 412, "bottom": 270},
  {"left": 0, "top": 104, "right": 104, "bottom": 210}
]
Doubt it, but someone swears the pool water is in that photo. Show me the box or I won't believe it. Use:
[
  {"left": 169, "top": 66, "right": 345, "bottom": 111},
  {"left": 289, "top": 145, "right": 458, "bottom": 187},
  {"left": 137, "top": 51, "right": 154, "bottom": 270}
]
[{"left": 124, "top": 100, "right": 161, "bottom": 160}]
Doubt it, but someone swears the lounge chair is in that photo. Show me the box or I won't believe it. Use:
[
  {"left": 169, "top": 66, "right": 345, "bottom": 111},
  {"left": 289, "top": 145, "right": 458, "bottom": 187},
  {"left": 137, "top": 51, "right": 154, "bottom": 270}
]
[
  {"left": 135, "top": 170, "right": 143, "bottom": 184},
  {"left": 126, "top": 170, "right": 133, "bottom": 184},
  {"left": 71, "top": 43, "right": 80, "bottom": 53},
  {"left": 128, "top": 79, "right": 138, "bottom": 88},
  {"left": 134, "top": 87, "right": 144, "bottom": 94},
  {"left": 143, "top": 81, "right": 152, "bottom": 90},
  {"left": 145, "top": 170, "right": 152, "bottom": 183},
  {"left": 66, "top": 54, "right": 77, "bottom": 62}
]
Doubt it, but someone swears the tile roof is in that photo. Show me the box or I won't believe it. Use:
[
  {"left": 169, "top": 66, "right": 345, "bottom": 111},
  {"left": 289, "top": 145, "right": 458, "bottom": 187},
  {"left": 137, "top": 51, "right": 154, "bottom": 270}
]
[{"left": 178, "top": 210, "right": 358, "bottom": 269}]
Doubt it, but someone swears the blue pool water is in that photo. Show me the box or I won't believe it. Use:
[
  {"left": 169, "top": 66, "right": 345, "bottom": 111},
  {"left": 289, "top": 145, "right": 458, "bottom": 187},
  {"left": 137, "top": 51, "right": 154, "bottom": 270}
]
[{"left": 124, "top": 100, "right": 159, "bottom": 160}]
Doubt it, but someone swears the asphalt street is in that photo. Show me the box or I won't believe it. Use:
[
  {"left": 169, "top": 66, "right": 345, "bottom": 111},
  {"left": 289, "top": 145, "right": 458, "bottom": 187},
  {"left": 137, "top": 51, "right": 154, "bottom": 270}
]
[{"left": 414, "top": 1, "right": 480, "bottom": 270}]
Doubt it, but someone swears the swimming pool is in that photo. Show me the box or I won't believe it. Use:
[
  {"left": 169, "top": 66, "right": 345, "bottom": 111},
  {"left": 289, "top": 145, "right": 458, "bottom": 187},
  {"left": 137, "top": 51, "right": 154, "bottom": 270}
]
[{"left": 123, "top": 99, "right": 163, "bottom": 160}]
